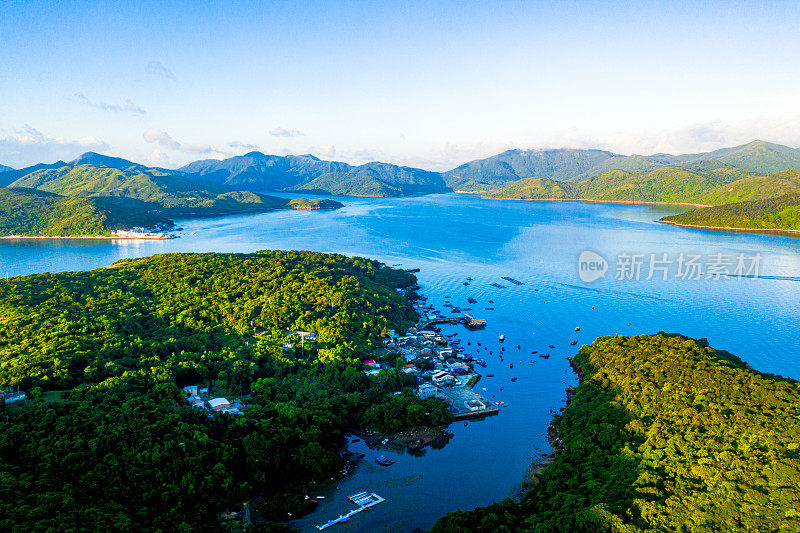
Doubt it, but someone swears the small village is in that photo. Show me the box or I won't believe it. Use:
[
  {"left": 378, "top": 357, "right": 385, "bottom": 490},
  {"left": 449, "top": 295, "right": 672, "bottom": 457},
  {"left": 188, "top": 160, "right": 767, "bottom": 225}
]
[{"left": 370, "top": 286, "right": 499, "bottom": 420}]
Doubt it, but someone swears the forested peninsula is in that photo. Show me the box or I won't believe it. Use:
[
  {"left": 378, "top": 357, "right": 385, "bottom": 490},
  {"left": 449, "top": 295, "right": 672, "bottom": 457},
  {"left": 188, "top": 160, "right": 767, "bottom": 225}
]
[
  {"left": 0, "top": 252, "right": 449, "bottom": 531},
  {"left": 433, "top": 333, "right": 800, "bottom": 532}
]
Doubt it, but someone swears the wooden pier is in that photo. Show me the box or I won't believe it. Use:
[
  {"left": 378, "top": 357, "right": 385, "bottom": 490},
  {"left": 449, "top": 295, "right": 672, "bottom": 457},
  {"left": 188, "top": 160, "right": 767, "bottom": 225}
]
[{"left": 315, "top": 492, "right": 385, "bottom": 530}]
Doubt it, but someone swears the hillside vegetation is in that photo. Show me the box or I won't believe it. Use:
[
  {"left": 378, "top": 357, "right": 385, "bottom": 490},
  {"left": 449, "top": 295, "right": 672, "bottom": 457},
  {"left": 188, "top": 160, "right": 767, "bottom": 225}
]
[
  {"left": 182, "top": 152, "right": 449, "bottom": 197},
  {"left": 486, "top": 164, "right": 800, "bottom": 206},
  {"left": 434, "top": 333, "right": 800, "bottom": 532},
  {"left": 8, "top": 164, "right": 320, "bottom": 216},
  {"left": 0, "top": 251, "right": 450, "bottom": 531},
  {"left": 660, "top": 193, "right": 800, "bottom": 231},
  {"left": 0, "top": 187, "right": 172, "bottom": 237}
]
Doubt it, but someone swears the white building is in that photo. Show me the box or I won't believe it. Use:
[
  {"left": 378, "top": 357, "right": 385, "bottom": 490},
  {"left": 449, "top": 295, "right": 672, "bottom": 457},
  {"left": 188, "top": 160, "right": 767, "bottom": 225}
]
[
  {"left": 208, "top": 398, "right": 230, "bottom": 411},
  {"left": 431, "top": 370, "right": 455, "bottom": 387},
  {"left": 417, "top": 383, "right": 439, "bottom": 399}
]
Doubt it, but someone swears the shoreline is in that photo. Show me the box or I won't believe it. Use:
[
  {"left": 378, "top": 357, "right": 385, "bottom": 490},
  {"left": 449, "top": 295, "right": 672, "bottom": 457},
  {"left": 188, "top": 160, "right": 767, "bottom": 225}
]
[
  {"left": 0, "top": 233, "right": 177, "bottom": 241},
  {"left": 481, "top": 196, "right": 710, "bottom": 208},
  {"left": 656, "top": 219, "right": 800, "bottom": 236}
]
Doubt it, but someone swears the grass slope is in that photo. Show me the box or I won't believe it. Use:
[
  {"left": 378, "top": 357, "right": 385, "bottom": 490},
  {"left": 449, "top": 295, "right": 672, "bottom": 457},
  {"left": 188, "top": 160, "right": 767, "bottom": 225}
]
[
  {"left": 434, "top": 333, "right": 800, "bottom": 532},
  {"left": 0, "top": 187, "right": 172, "bottom": 237}
]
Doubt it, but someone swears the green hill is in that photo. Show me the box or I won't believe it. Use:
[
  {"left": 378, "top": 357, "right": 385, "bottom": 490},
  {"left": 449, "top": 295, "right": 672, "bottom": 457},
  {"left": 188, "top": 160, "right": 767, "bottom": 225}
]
[
  {"left": 0, "top": 187, "right": 172, "bottom": 237},
  {"left": 7, "top": 164, "right": 315, "bottom": 216},
  {"left": 660, "top": 193, "right": 800, "bottom": 231},
  {"left": 181, "top": 152, "right": 449, "bottom": 197},
  {"left": 433, "top": 333, "right": 800, "bottom": 532},
  {"left": 444, "top": 140, "right": 800, "bottom": 192},
  {"left": 0, "top": 252, "right": 449, "bottom": 530},
  {"left": 442, "top": 148, "right": 618, "bottom": 191},
  {"left": 486, "top": 164, "right": 800, "bottom": 206}
]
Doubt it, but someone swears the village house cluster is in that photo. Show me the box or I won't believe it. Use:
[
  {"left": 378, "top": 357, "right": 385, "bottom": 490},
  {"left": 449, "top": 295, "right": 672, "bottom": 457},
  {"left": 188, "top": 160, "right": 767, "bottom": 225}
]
[{"left": 183, "top": 385, "right": 246, "bottom": 415}]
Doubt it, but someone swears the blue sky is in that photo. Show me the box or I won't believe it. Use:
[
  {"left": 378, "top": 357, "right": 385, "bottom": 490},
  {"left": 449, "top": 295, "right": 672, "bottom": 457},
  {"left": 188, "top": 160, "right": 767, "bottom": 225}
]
[{"left": 2, "top": 0, "right": 800, "bottom": 169}]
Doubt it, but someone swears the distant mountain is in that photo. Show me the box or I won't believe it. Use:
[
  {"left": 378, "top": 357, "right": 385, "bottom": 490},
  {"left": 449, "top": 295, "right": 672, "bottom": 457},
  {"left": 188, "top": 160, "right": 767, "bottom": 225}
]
[
  {"left": 69, "top": 151, "right": 149, "bottom": 172},
  {"left": 181, "top": 151, "right": 450, "bottom": 197},
  {"left": 8, "top": 163, "right": 343, "bottom": 217},
  {"left": 486, "top": 163, "right": 800, "bottom": 206},
  {"left": 0, "top": 187, "right": 173, "bottom": 237},
  {"left": 660, "top": 193, "right": 800, "bottom": 231},
  {"left": 0, "top": 164, "right": 11, "bottom": 173},
  {"left": 443, "top": 140, "right": 800, "bottom": 191},
  {"left": 0, "top": 161, "right": 68, "bottom": 187},
  {"left": 441, "top": 148, "right": 619, "bottom": 191}
]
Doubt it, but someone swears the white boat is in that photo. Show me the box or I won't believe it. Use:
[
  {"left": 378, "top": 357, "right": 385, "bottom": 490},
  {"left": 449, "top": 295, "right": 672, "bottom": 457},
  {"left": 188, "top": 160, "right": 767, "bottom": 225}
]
[{"left": 499, "top": 334, "right": 505, "bottom": 342}]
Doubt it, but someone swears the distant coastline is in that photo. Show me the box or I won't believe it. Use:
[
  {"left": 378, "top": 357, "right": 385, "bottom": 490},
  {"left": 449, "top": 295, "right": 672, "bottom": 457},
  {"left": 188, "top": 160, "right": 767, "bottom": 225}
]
[
  {"left": 0, "top": 232, "right": 177, "bottom": 241},
  {"left": 481, "top": 195, "right": 710, "bottom": 208},
  {"left": 656, "top": 220, "right": 800, "bottom": 236}
]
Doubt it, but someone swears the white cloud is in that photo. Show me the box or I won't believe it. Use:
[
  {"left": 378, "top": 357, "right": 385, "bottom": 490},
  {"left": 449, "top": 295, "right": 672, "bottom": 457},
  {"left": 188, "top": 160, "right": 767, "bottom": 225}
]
[
  {"left": 143, "top": 128, "right": 217, "bottom": 155},
  {"left": 269, "top": 127, "right": 304, "bottom": 138},
  {"left": 74, "top": 93, "right": 146, "bottom": 115},
  {"left": 228, "top": 140, "right": 261, "bottom": 151},
  {"left": 146, "top": 61, "right": 176, "bottom": 80},
  {"left": 0, "top": 125, "right": 109, "bottom": 167},
  {"left": 145, "top": 148, "right": 171, "bottom": 167}
]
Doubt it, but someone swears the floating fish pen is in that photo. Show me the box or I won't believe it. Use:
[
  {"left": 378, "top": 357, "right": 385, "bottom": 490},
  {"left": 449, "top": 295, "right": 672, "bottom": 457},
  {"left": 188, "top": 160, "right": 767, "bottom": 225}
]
[{"left": 501, "top": 276, "right": 526, "bottom": 286}]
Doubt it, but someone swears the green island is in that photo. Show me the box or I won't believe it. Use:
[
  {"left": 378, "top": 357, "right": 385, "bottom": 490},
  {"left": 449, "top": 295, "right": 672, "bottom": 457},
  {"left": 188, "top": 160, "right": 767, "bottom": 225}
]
[
  {"left": 0, "top": 251, "right": 450, "bottom": 531},
  {"left": 0, "top": 187, "right": 173, "bottom": 237},
  {"left": 659, "top": 193, "right": 800, "bottom": 233},
  {"left": 433, "top": 333, "right": 800, "bottom": 532}
]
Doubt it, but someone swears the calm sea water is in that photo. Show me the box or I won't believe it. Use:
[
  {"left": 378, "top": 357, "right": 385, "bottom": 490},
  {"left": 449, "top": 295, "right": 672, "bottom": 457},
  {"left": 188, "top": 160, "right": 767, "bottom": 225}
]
[{"left": 2, "top": 193, "right": 800, "bottom": 531}]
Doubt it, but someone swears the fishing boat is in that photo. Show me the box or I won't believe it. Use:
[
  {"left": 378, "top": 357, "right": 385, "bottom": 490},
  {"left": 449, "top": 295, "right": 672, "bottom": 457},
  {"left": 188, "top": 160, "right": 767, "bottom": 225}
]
[
  {"left": 574, "top": 326, "right": 580, "bottom": 331},
  {"left": 467, "top": 297, "right": 477, "bottom": 304},
  {"left": 548, "top": 344, "right": 556, "bottom": 349},
  {"left": 540, "top": 354, "right": 550, "bottom": 359},
  {"left": 475, "top": 359, "right": 487, "bottom": 367},
  {"left": 486, "top": 373, "right": 495, "bottom": 377},
  {"left": 375, "top": 455, "right": 395, "bottom": 466},
  {"left": 570, "top": 340, "right": 578, "bottom": 346},
  {"left": 511, "top": 377, "right": 517, "bottom": 382},
  {"left": 499, "top": 334, "right": 505, "bottom": 342}
]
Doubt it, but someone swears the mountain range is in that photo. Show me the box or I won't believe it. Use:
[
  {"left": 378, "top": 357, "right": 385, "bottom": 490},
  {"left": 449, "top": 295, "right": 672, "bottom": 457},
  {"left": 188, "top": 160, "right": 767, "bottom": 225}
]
[{"left": 3, "top": 139, "right": 800, "bottom": 200}]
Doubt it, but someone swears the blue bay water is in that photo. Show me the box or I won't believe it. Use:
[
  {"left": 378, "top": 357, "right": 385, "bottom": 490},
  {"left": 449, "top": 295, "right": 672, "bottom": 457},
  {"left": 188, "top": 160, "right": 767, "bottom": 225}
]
[{"left": 2, "top": 193, "right": 799, "bottom": 531}]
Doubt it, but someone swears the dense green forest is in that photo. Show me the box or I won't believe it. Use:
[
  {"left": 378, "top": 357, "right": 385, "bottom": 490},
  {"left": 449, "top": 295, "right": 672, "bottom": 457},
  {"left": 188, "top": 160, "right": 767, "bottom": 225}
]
[
  {"left": 0, "top": 187, "right": 173, "bottom": 237},
  {"left": 433, "top": 333, "right": 800, "bottom": 532},
  {"left": 8, "top": 164, "right": 342, "bottom": 217},
  {"left": 660, "top": 193, "right": 800, "bottom": 231},
  {"left": 0, "top": 251, "right": 449, "bottom": 531},
  {"left": 485, "top": 163, "right": 800, "bottom": 206}
]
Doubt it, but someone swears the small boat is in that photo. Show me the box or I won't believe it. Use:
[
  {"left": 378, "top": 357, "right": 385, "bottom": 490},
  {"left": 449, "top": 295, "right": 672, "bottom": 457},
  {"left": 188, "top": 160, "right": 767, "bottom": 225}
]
[
  {"left": 463, "top": 282, "right": 470, "bottom": 286},
  {"left": 467, "top": 297, "right": 477, "bottom": 304},
  {"left": 494, "top": 401, "right": 505, "bottom": 405},
  {"left": 548, "top": 345, "right": 556, "bottom": 349},
  {"left": 485, "top": 307, "right": 495, "bottom": 310},
  {"left": 574, "top": 327, "right": 580, "bottom": 331},
  {"left": 352, "top": 438, "right": 361, "bottom": 443},
  {"left": 531, "top": 350, "right": 538, "bottom": 354},
  {"left": 500, "top": 387, "right": 504, "bottom": 391},
  {"left": 509, "top": 363, "right": 513, "bottom": 369},
  {"left": 570, "top": 340, "right": 578, "bottom": 346},
  {"left": 486, "top": 373, "right": 495, "bottom": 377},
  {"left": 476, "top": 360, "right": 487, "bottom": 367},
  {"left": 511, "top": 377, "right": 518, "bottom": 382},
  {"left": 540, "top": 354, "right": 550, "bottom": 359},
  {"left": 499, "top": 334, "right": 505, "bottom": 342},
  {"left": 488, "top": 300, "right": 495, "bottom": 303},
  {"left": 375, "top": 455, "right": 395, "bottom": 466},
  {"left": 477, "top": 342, "right": 482, "bottom": 346},
  {"left": 381, "top": 438, "right": 389, "bottom": 445},
  {"left": 517, "top": 345, "right": 521, "bottom": 349}
]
